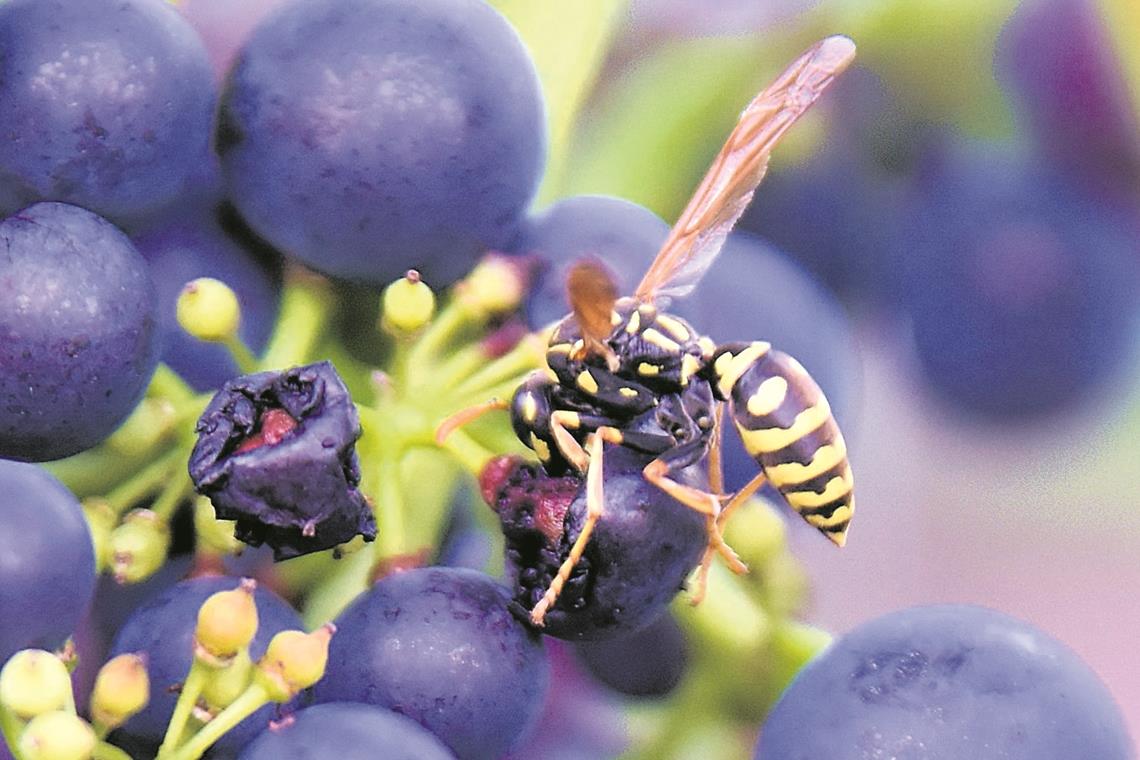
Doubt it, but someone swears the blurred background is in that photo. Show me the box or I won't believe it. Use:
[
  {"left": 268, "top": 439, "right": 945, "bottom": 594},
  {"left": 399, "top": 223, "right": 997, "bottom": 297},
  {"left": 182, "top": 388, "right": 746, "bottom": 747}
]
[{"left": 170, "top": 0, "right": 1140, "bottom": 753}]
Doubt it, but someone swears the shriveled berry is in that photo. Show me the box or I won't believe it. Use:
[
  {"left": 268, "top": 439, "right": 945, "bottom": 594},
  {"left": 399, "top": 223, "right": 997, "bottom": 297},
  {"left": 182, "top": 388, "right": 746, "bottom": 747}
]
[{"left": 189, "top": 361, "right": 375, "bottom": 559}]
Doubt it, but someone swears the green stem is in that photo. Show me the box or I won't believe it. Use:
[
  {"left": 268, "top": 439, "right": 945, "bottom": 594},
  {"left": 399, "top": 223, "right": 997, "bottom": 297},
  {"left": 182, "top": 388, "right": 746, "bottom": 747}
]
[
  {"left": 149, "top": 363, "right": 196, "bottom": 404},
  {"left": 166, "top": 684, "right": 269, "bottom": 760},
  {"left": 104, "top": 448, "right": 185, "bottom": 516},
  {"left": 258, "top": 277, "right": 333, "bottom": 370},
  {"left": 447, "top": 375, "right": 532, "bottom": 416},
  {"left": 404, "top": 300, "right": 475, "bottom": 379},
  {"left": 157, "top": 661, "right": 207, "bottom": 757},
  {"left": 0, "top": 705, "right": 26, "bottom": 760},
  {"left": 433, "top": 430, "right": 499, "bottom": 476},
  {"left": 93, "top": 740, "right": 134, "bottom": 760},
  {"left": 374, "top": 455, "right": 406, "bottom": 557},
  {"left": 422, "top": 342, "right": 488, "bottom": 394},
  {"left": 448, "top": 337, "right": 542, "bottom": 400},
  {"left": 151, "top": 471, "right": 193, "bottom": 522},
  {"left": 221, "top": 334, "right": 259, "bottom": 376}
]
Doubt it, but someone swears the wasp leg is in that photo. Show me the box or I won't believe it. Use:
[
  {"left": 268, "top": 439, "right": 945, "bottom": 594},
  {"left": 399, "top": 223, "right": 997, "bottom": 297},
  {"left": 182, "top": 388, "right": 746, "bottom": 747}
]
[
  {"left": 708, "top": 402, "right": 727, "bottom": 497},
  {"left": 549, "top": 410, "right": 592, "bottom": 473},
  {"left": 434, "top": 398, "right": 510, "bottom": 444},
  {"left": 689, "top": 469, "right": 770, "bottom": 604},
  {"left": 642, "top": 456, "right": 747, "bottom": 577},
  {"left": 530, "top": 428, "right": 618, "bottom": 626}
]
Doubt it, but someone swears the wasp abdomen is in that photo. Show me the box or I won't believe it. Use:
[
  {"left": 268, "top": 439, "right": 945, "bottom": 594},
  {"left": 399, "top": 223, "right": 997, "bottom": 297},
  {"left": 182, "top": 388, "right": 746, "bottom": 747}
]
[{"left": 713, "top": 342, "right": 853, "bottom": 545}]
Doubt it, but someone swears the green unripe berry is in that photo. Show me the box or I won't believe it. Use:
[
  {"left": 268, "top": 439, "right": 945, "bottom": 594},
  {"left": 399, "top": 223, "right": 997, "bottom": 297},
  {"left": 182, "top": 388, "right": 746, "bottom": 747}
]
[
  {"left": 17, "top": 711, "right": 96, "bottom": 760},
  {"left": 196, "top": 579, "right": 259, "bottom": 661},
  {"left": 381, "top": 270, "right": 436, "bottom": 333},
  {"left": 90, "top": 653, "right": 149, "bottom": 731},
  {"left": 723, "top": 497, "right": 789, "bottom": 569},
  {"left": 255, "top": 624, "right": 335, "bottom": 702},
  {"left": 109, "top": 509, "right": 171, "bottom": 584},
  {"left": 176, "top": 277, "right": 241, "bottom": 343},
  {"left": 0, "top": 650, "right": 72, "bottom": 719}
]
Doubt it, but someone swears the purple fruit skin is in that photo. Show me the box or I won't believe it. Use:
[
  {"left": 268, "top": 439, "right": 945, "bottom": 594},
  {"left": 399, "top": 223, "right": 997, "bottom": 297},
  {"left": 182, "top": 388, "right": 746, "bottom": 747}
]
[
  {"left": 0, "top": 460, "right": 96, "bottom": 663},
  {"left": 108, "top": 576, "right": 303, "bottom": 757},
  {"left": 756, "top": 605, "right": 1136, "bottom": 760},
  {"left": 238, "top": 703, "right": 456, "bottom": 760},
  {"left": 313, "top": 567, "right": 549, "bottom": 760},
  {"left": 132, "top": 205, "right": 282, "bottom": 391},
  {"left": 0, "top": 202, "right": 161, "bottom": 462},
  {"left": 0, "top": 0, "right": 216, "bottom": 223},
  {"left": 217, "top": 0, "right": 546, "bottom": 284},
  {"left": 189, "top": 361, "right": 375, "bottom": 559},
  {"left": 572, "top": 611, "right": 689, "bottom": 698}
]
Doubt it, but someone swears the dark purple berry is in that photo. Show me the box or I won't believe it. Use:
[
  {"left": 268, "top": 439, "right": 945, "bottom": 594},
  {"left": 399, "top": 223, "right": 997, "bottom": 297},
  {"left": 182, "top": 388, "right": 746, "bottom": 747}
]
[
  {"left": 0, "top": 460, "right": 96, "bottom": 662},
  {"left": 217, "top": 0, "right": 546, "bottom": 284},
  {"left": 572, "top": 611, "right": 689, "bottom": 698},
  {"left": 0, "top": 202, "right": 160, "bottom": 462},
  {"left": 238, "top": 703, "right": 455, "bottom": 760},
  {"left": 312, "top": 567, "right": 549, "bottom": 760},
  {"left": 487, "top": 445, "right": 707, "bottom": 641},
  {"left": 756, "top": 605, "right": 1135, "bottom": 760},
  {"left": 188, "top": 361, "right": 375, "bottom": 559},
  {"left": 0, "top": 0, "right": 216, "bottom": 224}
]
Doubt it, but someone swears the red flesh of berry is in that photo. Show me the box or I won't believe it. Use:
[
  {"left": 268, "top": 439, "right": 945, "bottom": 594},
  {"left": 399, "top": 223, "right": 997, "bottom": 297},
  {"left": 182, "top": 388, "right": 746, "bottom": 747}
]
[{"left": 235, "top": 408, "right": 298, "bottom": 453}]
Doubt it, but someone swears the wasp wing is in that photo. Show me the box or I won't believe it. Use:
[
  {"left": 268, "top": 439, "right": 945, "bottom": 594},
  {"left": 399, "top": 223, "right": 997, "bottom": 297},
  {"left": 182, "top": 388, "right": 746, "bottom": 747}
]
[{"left": 635, "top": 35, "right": 856, "bottom": 303}]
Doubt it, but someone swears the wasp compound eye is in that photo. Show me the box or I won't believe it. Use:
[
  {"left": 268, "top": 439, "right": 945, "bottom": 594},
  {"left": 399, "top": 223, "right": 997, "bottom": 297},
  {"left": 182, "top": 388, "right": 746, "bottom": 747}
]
[{"left": 189, "top": 361, "right": 376, "bottom": 559}]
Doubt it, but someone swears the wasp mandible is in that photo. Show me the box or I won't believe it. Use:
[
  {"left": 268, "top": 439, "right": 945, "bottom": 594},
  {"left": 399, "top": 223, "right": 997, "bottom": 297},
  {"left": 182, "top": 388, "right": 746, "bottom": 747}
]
[{"left": 441, "top": 36, "right": 857, "bottom": 627}]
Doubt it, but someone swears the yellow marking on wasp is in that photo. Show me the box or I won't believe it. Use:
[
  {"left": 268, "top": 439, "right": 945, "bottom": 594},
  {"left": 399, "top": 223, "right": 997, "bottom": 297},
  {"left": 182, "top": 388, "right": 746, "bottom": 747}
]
[
  {"left": 746, "top": 375, "right": 789, "bottom": 417},
  {"left": 619, "top": 387, "right": 639, "bottom": 398},
  {"left": 655, "top": 314, "right": 690, "bottom": 342},
  {"left": 805, "top": 504, "right": 853, "bottom": 531},
  {"left": 529, "top": 433, "right": 551, "bottom": 462},
  {"left": 610, "top": 310, "right": 622, "bottom": 326},
  {"left": 560, "top": 411, "right": 581, "bottom": 429},
  {"left": 521, "top": 394, "right": 538, "bottom": 424},
  {"left": 571, "top": 339, "right": 585, "bottom": 356},
  {"left": 765, "top": 438, "right": 848, "bottom": 488},
  {"left": 737, "top": 395, "right": 831, "bottom": 454},
  {"left": 638, "top": 362, "right": 660, "bottom": 376},
  {"left": 547, "top": 343, "right": 572, "bottom": 354},
  {"left": 785, "top": 469, "right": 853, "bottom": 509},
  {"left": 715, "top": 342, "right": 771, "bottom": 398},
  {"left": 577, "top": 371, "right": 599, "bottom": 394},
  {"left": 698, "top": 336, "right": 716, "bottom": 358},
  {"left": 643, "top": 328, "right": 681, "bottom": 353},
  {"left": 625, "top": 309, "right": 641, "bottom": 334},
  {"left": 543, "top": 368, "right": 558, "bottom": 383},
  {"left": 681, "top": 354, "right": 701, "bottom": 385}
]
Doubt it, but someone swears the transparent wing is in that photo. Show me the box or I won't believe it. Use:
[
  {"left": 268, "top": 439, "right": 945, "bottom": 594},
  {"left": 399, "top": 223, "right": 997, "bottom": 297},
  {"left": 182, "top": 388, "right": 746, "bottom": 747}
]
[{"left": 635, "top": 35, "right": 856, "bottom": 302}]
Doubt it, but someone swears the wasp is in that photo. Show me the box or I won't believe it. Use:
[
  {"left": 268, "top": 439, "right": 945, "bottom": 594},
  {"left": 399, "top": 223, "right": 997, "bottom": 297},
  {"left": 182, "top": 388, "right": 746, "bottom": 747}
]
[{"left": 441, "top": 36, "right": 857, "bottom": 626}]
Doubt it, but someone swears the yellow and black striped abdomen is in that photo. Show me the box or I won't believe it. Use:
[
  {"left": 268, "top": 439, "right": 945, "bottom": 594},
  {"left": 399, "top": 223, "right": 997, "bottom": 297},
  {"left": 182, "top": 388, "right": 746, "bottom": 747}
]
[{"left": 714, "top": 342, "right": 853, "bottom": 545}]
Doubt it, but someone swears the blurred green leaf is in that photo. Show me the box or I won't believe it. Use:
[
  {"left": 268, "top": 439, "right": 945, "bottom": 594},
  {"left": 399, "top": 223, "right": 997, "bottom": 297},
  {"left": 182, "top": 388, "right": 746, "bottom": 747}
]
[
  {"left": 828, "top": 0, "right": 1018, "bottom": 136},
  {"left": 1098, "top": 0, "right": 1140, "bottom": 115},
  {"left": 550, "top": 35, "right": 798, "bottom": 220},
  {"left": 490, "top": 0, "right": 631, "bottom": 203}
]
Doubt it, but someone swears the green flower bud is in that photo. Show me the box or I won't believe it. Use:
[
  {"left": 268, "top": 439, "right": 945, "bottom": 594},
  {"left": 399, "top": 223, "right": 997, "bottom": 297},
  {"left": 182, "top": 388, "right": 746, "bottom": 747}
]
[
  {"left": 90, "top": 653, "right": 149, "bottom": 731},
  {"left": 0, "top": 650, "right": 72, "bottom": 719},
  {"left": 458, "top": 254, "right": 527, "bottom": 316},
  {"left": 254, "top": 624, "right": 335, "bottom": 702},
  {"left": 17, "top": 711, "right": 96, "bottom": 760},
  {"left": 381, "top": 270, "right": 436, "bottom": 333},
  {"left": 195, "top": 579, "right": 259, "bottom": 662},
  {"left": 176, "top": 277, "right": 241, "bottom": 343},
  {"left": 109, "top": 509, "right": 171, "bottom": 584}
]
